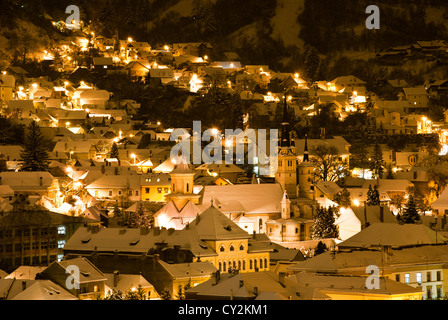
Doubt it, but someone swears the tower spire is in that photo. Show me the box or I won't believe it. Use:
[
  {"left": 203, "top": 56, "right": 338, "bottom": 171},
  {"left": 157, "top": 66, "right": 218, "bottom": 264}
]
[
  {"left": 280, "top": 91, "right": 291, "bottom": 148},
  {"left": 303, "top": 134, "right": 310, "bottom": 162}
]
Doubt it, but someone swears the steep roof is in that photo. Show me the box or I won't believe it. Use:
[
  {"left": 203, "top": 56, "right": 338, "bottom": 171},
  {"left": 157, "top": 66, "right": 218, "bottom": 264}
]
[
  {"left": 338, "top": 223, "right": 447, "bottom": 249},
  {"left": 188, "top": 206, "right": 251, "bottom": 241},
  {"left": 63, "top": 226, "right": 218, "bottom": 257},
  {"left": 430, "top": 187, "right": 448, "bottom": 210},
  {"left": 158, "top": 260, "right": 217, "bottom": 279},
  {"left": 288, "top": 244, "right": 448, "bottom": 274},
  {"left": 199, "top": 184, "right": 284, "bottom": 214},
  {"left": 10, "top": 280, "right": 78, "bottom": 300},
  {"left": 6, "top": 266, "right": 46, "bottom": 280}
]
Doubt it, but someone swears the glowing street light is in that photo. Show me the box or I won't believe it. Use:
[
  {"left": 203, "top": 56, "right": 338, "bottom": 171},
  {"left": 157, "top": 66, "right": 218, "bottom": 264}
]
[
  {"left": 353, "top": 199, "right": 360, "bottom": 207},
  {"left": 131, "top": 153, "right": 137, "bottom": 164}
]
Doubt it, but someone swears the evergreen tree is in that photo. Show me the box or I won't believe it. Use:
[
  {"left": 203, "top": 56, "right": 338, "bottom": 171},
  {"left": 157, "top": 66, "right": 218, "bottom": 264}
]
[
  {"left": 370, "top": 143, "right": 384, "bottom": 179},
  {"left": 401, "top": 194, "right": 421, "bottom": 224},
  {"left": 367, "top": 185, "right": 380, "bottom": 206},
  {"left": 314, "top": 241, "right": 327, "bottom": 256},
  {"left": 128, "top": 202, "right": 151, "bottom": 228},
  {"left": 304, "top": 46, "right": 320, "bottom": 82},
  {"left": 161, "top": 289, "right": 172, "bottom": 300},
  {"left": 311, "top": 206, "right": 339, "bottom": 240},
  {"left": 110, "top": 142, "right": 119, "bottom": 159},
  {"left": 20, "top": 121, "right": 50, "bottom": 172},
  {"left": 230, "top": 93, "right": 244, "bottom": 129},
  {"left": 333, "top": 187, "right": 351, "bottom": 208},
  {"left": 316, "top": 58, "right": 328, "bottom": 81}
]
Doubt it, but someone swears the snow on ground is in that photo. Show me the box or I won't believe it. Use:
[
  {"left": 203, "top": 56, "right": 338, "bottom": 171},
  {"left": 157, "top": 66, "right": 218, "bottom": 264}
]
[{"left": 270, "top": 0, "right": 305, "bottom": 48}]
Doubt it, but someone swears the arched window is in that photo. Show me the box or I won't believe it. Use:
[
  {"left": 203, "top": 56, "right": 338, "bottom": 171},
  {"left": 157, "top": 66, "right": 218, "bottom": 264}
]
[
  {"left": 233, "top": 261, "right": 236, "bottom": 269},
  {"left": 229, "top": 244, "right": 235, "bottom": 251},
  {"left": 218, "top": 262, "right": 222, "bottom": 272},
  {"left": 249, "top": 259, "right": 253, "bottom": 270},
  {"left": 239, "top": 244, "right": 244, "bottom": 251},
  {"left": 223, "top": 261, "right": 226, "bottom": 272},
  {"left": 238, "top": 260, "right": 241, "bottom": 270},
  {"left": 264, "top": 258, "right": 268, "bottom": 269},
  {"left": 220, "top": 245, "right": 225, "bottom": 252},
  {"left": 186, "top": 183, "right": 190, "bottom": 193},
  {"left": 254, "top": 259, "right": 258, "bottom": 270},
  {"left": 243, "top": 260, "right": 246, "bottom": 271},
  {"left": 260, "top": 258, "right": 263, "bottom": 269}
]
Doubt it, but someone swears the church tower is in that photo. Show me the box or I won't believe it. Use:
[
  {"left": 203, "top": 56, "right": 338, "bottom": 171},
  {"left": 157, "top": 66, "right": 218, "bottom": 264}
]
[
  {"left": 280, "top": 190, "right": 291, "bottom": 219},
  {"left": 275, "top": 93, "right": 298, "bottom": 198},
  {"left": 166, "top": 157, "right": 201, "bottom": 209},
  {"left": 297, "top": 134, "right": 315, "bottom": 200}
]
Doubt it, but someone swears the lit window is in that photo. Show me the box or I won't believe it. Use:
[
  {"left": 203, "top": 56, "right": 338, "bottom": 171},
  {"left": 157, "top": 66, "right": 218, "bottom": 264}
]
[
  {"left": 58, "top": 240, "right": 66, "bottom": 249},
  {"left": 417, "top": 273, "right": 422, "bottom": 285},
  {"left": 405, "top": 273, "right": 410, "bottom": 284},
  {"left": 57, "top": 254, "right": 64, "bottom": 262},
  {"left": 58, "top": 226, "right": 66, "bottom": 235}
]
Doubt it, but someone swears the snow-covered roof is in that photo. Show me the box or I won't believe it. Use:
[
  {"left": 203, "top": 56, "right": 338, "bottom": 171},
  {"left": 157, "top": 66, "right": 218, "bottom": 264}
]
[
  {"left": 158, "top": 260, "right": 216, "bottom": 279},
  {"left": 403, "top": 87, "right": 428, "bottom": 96},
  {"left": 338, "top": 223, "right": 447, "bottom": 249},
  {"left": 430, "top": 187, "right": 448, "bottom": 210},
  {"left": 104, "top": 273, "right": 154, "bottom": 293},
  {"left": 196, "top": 163, "right": 244, "bottom": 174},
  {"left": 6, "top": 266, "right": 46, "bottom": 280},
  {"left": 294, "top": 136, "right": 351, "bottom": 157},
  {"left": 362, "top": 179, "right": 413, "bottom": 193},
  {"left": 199, "top": 184, "right": 284, "bottom": 215},
  {"left": 0, "top": 171, "right": 56, "bottom": 188},
  {"left": 10, "top": 280, "right": 78, "bottom": 300},
  {"left": 86, "top": 174, "right": 141, "bottom": 189},
  {"left": 188, "top": 206, "right": 251, "bottom": 241}
]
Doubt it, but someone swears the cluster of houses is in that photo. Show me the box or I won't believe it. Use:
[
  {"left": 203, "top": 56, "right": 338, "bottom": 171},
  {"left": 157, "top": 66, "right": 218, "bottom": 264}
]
[{"left": 2, "top": 27, "right": 448, "bottom": 300}]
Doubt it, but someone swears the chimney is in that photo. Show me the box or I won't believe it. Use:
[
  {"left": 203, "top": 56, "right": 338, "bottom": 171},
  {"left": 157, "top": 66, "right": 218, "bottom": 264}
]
[
  {"left": 91, "top": 225, "right": 100, "bottom": 234},
  {"left": 212, "top": 271, "right": 220, "bottom": 286},
  {"left": 379, "top": 206, "right": 384, "bottom": 223},
  {"left": 140, "top": 227, "right": 149, "bottom": 235},
  {"left": 279, "top": 272, "right": 286, "bottom": 287},
  {"left": 253, "top": 286, "right": 258, "bottom": 297},
  {"left": 113, "top": 270, "right": 120, "bottom": 287}
]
